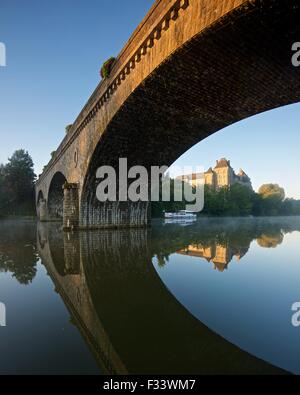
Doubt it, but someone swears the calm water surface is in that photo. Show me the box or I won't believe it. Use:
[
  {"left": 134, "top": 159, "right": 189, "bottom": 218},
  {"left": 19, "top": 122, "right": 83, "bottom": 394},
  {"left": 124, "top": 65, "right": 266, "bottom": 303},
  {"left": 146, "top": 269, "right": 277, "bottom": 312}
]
[{"left": 0, "top": 217, "right": 300, "bottom": 374}]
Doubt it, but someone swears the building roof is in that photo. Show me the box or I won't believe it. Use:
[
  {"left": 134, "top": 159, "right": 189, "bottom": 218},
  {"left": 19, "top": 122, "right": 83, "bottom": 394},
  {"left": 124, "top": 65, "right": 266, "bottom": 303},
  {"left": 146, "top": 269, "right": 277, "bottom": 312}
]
[
  {"left": 176, "top": 160, "right": 252, "bottom": 187},
  {"left": 237, "top": 169, "right": 250, "bottom": 180},
  {"left": 214, "top": 158, "right": 231, "bottom": 169}
]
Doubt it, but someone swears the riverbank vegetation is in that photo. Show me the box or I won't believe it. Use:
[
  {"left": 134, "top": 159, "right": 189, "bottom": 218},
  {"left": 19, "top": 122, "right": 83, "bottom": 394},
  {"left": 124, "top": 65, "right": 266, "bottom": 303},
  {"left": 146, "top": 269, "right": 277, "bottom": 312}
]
[
  {"left": 0, "top": 150, "right": 36, "bottom": 217},
  {"left": 1, "top": 151, "right": 299, "bottom": 220},
  {"left": 151, "top": 180, "right": 300, "bottom": 218},
  {"left": 201, "top": 183, "right": 300, "bottom": 217}
]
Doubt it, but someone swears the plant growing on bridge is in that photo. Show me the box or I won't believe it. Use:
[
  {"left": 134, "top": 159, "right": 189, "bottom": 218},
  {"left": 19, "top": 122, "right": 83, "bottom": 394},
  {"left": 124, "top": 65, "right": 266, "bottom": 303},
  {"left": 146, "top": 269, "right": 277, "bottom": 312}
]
[
  {"left": 65, "top": 124, "right": 73, "bottom": 134},
  {"left": 100, "top": 57, "right": 116, "bottom": 79}
]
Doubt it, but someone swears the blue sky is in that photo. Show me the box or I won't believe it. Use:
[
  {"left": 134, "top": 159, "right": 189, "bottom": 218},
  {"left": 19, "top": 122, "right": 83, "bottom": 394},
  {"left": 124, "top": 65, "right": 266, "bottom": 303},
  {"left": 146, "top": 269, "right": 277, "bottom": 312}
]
[
  {"left": 172, "top": 103, "right": 300, "bottom": 198},
  {"left": 0, "top": 0, "right": 300, "bottom": 198}
]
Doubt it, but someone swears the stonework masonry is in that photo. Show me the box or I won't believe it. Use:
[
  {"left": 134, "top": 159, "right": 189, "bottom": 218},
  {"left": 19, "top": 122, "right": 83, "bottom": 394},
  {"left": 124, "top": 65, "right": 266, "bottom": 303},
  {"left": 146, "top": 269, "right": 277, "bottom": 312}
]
[
  {"left": 35, "top": 0, "right": 300, "bottom": 229},
  {"left": 63, "top": 183, "right": 79, "bottom": 230}
]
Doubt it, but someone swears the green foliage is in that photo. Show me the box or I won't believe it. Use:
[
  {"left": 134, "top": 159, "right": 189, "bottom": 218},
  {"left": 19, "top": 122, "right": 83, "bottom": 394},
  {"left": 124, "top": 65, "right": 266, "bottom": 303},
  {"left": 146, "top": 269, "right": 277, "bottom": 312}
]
[
  {"left": 259, "top": 183, "right": 285, "bottom": 200},
  {"left": 100, "top": 57, "right": 116, "bottom": 79},
  {"left": 65, "top": 124, "right": 73, "bottom": 134},
  {"left": 203, "top": 183, "right": 300, "bottom": 217},
  {"left": 0, "top": 245, "right": 38, "bottom": 284},
  {"left": 0, "top": 222, "right": 38, "bottom": 284},
  {"left": 201, "top": 184, "right": 254, "bottom": 217},
  {"left": 0, "top": 149, "right": 36, "bottom": 216},
  {"left": 256, "top": 183, "right": 285, "bottom": 216},
  {"left": 152, "top": 179, "right": 300, "bottom": 218}
]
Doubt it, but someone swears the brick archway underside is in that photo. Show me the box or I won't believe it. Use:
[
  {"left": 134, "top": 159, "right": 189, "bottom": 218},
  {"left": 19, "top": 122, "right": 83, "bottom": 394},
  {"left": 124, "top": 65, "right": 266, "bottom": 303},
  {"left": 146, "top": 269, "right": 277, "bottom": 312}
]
[{"left": 80, "top": 1, "right": 300, "bottom": 227}]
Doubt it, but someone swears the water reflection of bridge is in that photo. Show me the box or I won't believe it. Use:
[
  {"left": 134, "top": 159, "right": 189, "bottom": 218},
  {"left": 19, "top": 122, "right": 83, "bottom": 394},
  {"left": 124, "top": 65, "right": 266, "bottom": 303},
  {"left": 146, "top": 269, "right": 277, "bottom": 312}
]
[{"left": 36, "top": 220, "right": 290, "bottom": 375}]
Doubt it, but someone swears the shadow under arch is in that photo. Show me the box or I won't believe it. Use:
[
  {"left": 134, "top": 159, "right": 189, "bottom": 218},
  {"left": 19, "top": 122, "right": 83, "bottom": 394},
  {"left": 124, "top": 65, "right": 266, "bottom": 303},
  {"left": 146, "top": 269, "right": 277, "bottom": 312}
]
[
  {"left": 47, "top": 172, "right": 67, "bottom": 220},
  {"left": 80, "top": 1, "right": 300, "bottom": 227}
]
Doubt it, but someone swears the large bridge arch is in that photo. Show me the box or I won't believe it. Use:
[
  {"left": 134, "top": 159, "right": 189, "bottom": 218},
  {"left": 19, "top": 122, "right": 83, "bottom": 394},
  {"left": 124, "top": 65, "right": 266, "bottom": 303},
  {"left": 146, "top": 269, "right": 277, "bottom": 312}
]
[
  {"left": 80, "top": 0, "right": 300, "bottom": 228},
  {"left": 36, "top": 0, "right": 300, "bottom": 229}
]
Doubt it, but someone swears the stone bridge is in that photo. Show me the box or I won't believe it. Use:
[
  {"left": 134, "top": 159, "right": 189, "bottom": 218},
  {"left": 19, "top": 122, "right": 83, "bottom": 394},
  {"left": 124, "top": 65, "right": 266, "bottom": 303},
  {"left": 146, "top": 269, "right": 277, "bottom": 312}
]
[{"left": 35, "top": 0, "right": 300, "bottom": 229}]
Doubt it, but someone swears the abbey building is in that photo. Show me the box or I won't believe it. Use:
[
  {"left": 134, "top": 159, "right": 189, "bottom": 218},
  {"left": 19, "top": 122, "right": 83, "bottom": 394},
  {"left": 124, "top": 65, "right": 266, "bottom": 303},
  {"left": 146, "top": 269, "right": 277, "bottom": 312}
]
[{"left": 177, "top": 158, "right": 252, "bottom": 190}]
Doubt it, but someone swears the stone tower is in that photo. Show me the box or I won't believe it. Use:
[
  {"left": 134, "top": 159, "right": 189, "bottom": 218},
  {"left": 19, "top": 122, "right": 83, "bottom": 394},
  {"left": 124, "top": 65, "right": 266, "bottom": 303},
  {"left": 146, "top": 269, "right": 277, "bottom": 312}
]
[{"left": 213, "top": 158, "right": 235, "bottom": 189}]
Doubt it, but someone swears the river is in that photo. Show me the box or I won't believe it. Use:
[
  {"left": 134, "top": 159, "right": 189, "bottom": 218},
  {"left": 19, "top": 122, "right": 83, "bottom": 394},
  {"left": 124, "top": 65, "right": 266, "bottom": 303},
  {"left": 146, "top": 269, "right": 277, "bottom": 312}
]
[{"left": 0, "top": 217, "right": 299, "bottom": 374}]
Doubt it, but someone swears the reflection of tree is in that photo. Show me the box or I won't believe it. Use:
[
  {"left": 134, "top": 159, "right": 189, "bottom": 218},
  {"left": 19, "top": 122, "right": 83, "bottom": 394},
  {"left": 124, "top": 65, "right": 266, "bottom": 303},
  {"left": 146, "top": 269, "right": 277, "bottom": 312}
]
[
  {"left": 0, "top": 221, "right": 38, "bottom": 284},
  {"left": 155, "top": 253, "right": 169, "bottom": 268},
  {"left": 151, "top": 217, "right": 300, "bottom": 271},
  {"left": 257, "top": 233, "right": 284, "bottom": 248}
]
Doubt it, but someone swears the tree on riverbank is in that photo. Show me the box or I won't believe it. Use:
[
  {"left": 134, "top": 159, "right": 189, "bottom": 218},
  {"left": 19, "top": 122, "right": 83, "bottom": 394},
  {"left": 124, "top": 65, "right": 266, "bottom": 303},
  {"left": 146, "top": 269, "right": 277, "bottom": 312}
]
[
  {"left": 152, "top": 179, "right": 300, "bottom": 218},
  {"left": 1, "top": 151, "right": 299, "bottom": 219},
  {"left": 202, "top": 183, "right": 300, "bottom": 217},
  {"left": 0, "top": 150, "right": 36, "bottom": 216}
]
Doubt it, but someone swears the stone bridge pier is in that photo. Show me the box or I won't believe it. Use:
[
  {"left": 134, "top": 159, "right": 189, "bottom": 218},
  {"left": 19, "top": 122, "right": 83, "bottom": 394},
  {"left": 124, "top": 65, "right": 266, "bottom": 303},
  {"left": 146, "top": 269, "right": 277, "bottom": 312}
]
[
  {"left": 35, "top": 0, "right": 300, "bottom": 229},
  {"left": 63, "top": 183, "right": 79, "bottom": 230}
]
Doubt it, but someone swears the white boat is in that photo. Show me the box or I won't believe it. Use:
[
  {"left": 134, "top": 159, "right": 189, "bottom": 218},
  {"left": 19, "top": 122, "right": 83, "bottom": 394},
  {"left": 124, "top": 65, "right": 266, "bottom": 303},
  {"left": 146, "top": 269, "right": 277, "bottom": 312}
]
[
  {"left": 164, "top": 210, "right": 197, "bottom": 219},
  {"left": 164, "top": 218, "right": 197, "bottom": 226}
]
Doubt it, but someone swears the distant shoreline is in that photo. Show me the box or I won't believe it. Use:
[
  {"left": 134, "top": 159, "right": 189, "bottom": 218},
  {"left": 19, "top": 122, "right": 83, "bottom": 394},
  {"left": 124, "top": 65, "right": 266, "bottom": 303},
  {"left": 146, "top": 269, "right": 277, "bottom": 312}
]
[{"left": 1, "top": 214, "right": 300, "bottom": 223}]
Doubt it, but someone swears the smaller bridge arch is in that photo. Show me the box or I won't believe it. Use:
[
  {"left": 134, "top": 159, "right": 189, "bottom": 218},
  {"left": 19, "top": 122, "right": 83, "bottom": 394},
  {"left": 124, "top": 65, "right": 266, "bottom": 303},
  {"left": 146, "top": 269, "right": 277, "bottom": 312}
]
[{"left": 47, "top": 172, "right": 67, "bottom": 221}]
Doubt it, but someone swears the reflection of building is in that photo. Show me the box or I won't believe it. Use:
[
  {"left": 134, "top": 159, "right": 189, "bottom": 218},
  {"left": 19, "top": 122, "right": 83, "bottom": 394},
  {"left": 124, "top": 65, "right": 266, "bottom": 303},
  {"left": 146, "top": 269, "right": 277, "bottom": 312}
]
[
  {"left": 177, "top": 242, "right": 248, "bottom": 272},
  {"left": 177, "top": 158, "right": 252, "bottom": 190}
]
